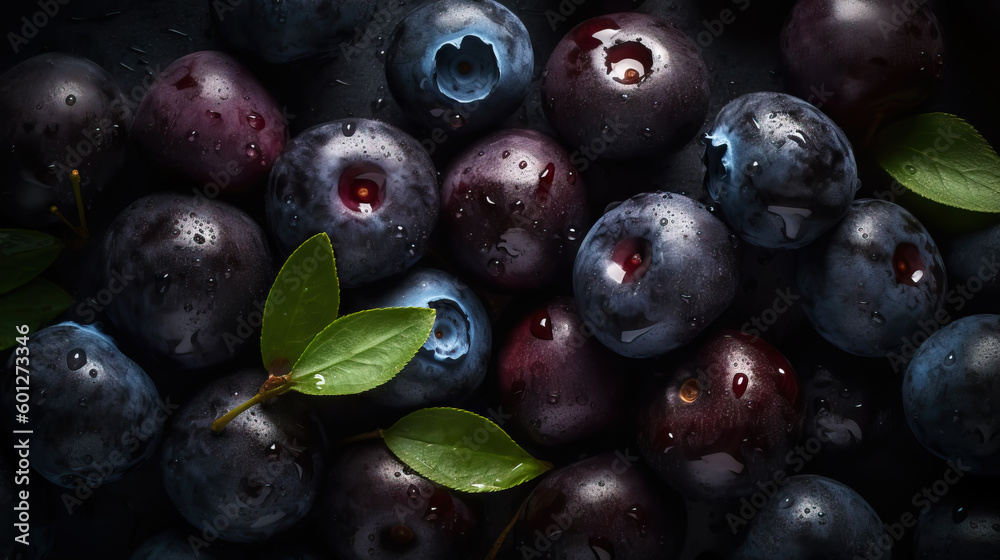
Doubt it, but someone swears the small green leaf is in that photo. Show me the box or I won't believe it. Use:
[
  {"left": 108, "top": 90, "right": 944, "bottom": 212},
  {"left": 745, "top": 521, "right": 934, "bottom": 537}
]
[
  {"left": 0, "top": 277, "right": 73, "bottom": 350},
  {"left": 260, "top": 233, "right": 339, "bottom": 375},
  {"left": 874, "top": 113, "right": 1000, "bottom": 213},
  {"left": 0, "top": 229, "right": 65, "bottom": 295},
  {"left": 382, "top": 407, "right": 551, "bottom": 493},
  {"left": 289, "top": 307, "right": 435, "bottom": 395}
]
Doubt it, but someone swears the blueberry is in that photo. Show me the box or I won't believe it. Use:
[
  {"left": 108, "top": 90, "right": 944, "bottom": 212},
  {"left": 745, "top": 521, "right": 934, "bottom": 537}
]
[
  {"left": 385, "top": 0, "right": 533, "bottom": 135},
  {"left": 903, "top": 314, "right": 1000, "bottom": 475},
  {"left": 946, "top": 222, "right": 1000, "bottom": 311},
  {"left": 99, "top": 193, "right": 274, "bottom": 370},
  {"left": 703, "top": 91, "right": 859, "bottom": 249},
  {"left": 573, "top": 192, "right": 740, "bottom": 358},
  {"left": 496, "top": 295, "right": 624, "bottom": 446},
  {"left": 265, "top": 118, "right": 438, "bottom": 288},
  {"left": 440, "top": 128, "right": 590, "bottom": 291},
  {"left": 211, "top": 0, "right": 375, "bottom": 63},
  {"left": 160, "top": 368, "right": 325, "bottom": 543},
  {"left": 781, "top": 0, "right": 945, "bottom": 137},
  {"left": 0, "top": 52, "right": 131, "bottom": 227},
  {"left": 510, "top": 453, "right": 685, "bottom": 560},
  {"left": 131, "top": 50, "right": 288, "bottom": 193},
  {"left": 359, "top": 268, "right": 491, "bottom": 409},
  {"left": 0, "top": 322, "right": 162, "bottom": 488},
  {"left": 913, "top": 488, "right": 1000, "bottom": 560},
  {"left": 795, "top": 198, "right": 947, "bottom": 359},
  {"left": 541, "top": 12, "right": 710, "bottom": 159},
  {"left": 737, "top": 475, "right": 888, "bottom": 560},
  {"left": 637, "top": 330, "right": 801, "bottom": 503},
  {"left": 317, "top": 441, "right": 477, "bottom": 559}
]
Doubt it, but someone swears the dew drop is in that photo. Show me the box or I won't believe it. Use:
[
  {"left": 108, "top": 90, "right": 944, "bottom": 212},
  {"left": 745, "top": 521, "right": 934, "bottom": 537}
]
[
  {"left": 245, "top": 143, "right": 259, "bottom": 158},
  {"left": 193, "top": 233, "right": 206, "bottom": 244},
  {"left": 66, "top": 349, "right": 87, "bottom": 370},
  {"left": 246, "top": 111, "right": 265, "bottom": 130},
  {"left": 187, "top": 130, "right": 199, "bottom": 141},
  {"left": 518, "top": 160, "right": 528, "bottom": 169},
  {"left": 502, "top": 150, "right": 511, "bottom": 159},
  {"left": 205, "top": 110, "right": 222, "bottom": 120},
  {"left": 342, "top": 122, "right": 356, "bottom": 136},
  {"left": 214, "top": 140, "right": 222, "bottom": 151},
  {"left": 905, "top": 164, "right": 917, "bottom": 174},
  {"left": 944, "top": 351, "right": 956, "bottom": 366},
  {"left": 547, "top": 392, "right": 560, "bottom": 404},
  {"left": 953, "top": 504, "right": 968, "bottom": 523},
  {"left": 65, "top": 94, "right": 76, "bottom": 106},
  {"left": 88, "top": 369, "right": 98, "bottom": 378},
  {"left": 779, "top": 496, "right": 794, "bottom": 509},
  {"left": 732, "top": 373, "right": 749, "bottom": 398},
  {"left": 530, "top": 308, "right": 553, "bottom": 340},
  {"left": 487, "top": 258, "right": 505, "bottom": 277}
]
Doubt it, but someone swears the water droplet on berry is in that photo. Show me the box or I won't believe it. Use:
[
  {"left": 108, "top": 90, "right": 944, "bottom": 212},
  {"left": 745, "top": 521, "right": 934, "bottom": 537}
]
[
  {"left": 944, "top": 352, "right": 956, "bottom": 366},
  {"left": 246, "top": 111, "right": 265, "bottom": 130},
  {"left": 487, "top": 258, "right": 505, "bottom": 277},
  {"left": 518, "top": 160, "right": 528, "bottom": 169},
  {"left": 530, "top": 308, "right": 553, "bottom": 340},
  {"left": 65, "top": 95, "right": 76, "bottom": 106},
  {"left": 732, "top": 373, "right": 749, "bottom": 398},
  {"left": 342, "top": 122, "right": 356, "bottom": 136},
  {"left": 187, "top": 130, "right": 198, "bottom": 141}
]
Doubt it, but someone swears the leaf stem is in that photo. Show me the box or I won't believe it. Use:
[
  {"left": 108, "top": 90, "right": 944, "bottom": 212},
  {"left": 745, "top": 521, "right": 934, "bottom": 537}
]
[
  {"left": 338, "top": 428, "right": 386, "bottom": 445},
  {"left": 211, "top": 374, "right": 292, "bottom": 432},
  {"left": 484, "top": 497, "right": 526, "bottom": 560}
]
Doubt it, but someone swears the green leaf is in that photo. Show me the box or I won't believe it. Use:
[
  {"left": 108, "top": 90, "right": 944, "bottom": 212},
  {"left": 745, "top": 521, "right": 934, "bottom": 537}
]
[
  {"left": 382, "top": 407, "right": 550, "bottom": 493},
  {"left": 289, "top": 307, "right": 435, "bottom": 395},
  {"left": 260, "top": 233, "right": 339, "bottom": 375},
  {"left": 0, "top": 229, "right": 65, "bottom": 295},
  {"left": 874, "top": 113, "right": 1000, "bottom": 213},
  {"left": 0, "top": 278, "right": 73, "bottom": 350}
]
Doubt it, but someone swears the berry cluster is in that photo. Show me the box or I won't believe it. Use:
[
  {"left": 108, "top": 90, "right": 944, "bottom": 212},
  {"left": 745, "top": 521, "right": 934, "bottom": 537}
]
[{"left": 1, "top": 0, "right": 998, "bottom": 559}]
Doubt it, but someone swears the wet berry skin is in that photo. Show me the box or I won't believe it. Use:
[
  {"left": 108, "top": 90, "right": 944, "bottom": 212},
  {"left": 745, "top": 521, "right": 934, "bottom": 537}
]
[
  {"left": 913, "top": 489, "right": 1000, "bottom": 560},
  {"left": 0, "top": 52, "right": 131, "bottom": 227},
  {"left": 509, "top": 452, "right": 685, "bottom": 560},
  {"left": 132, "top": 50, "right": 288, "bottom": 193},
  {"left": 211, "top": 0, "right": 375, "bottom": 63},
  {"left": 440, "top": 128, "right": 589, "bottom": 291},
  {"left": 266, "top": 118, "right": 439, "bottom": 288},
  {"left": 496, "top": 296, "right": 624, "bottom": 446},
  {"left": 737, "top": 475, "right": 888, "bottom": 560},
  {"left": 637, "top": 330, "right": 802, "bottom": 503},
  {"left": 317, "top": 441, "right": 477, "bottom": 560},
  {"left": 703, "top": 91, "right": 859, "bottom": 249},
  {"left": 541, "top": 12, "right": 710, "bottom": 160},
  {"left": 160, "top": 368, "right": 325, "bottom": 543},
  {"left": 795, "top": 198, "right": 947, "bottom": 359},
  {"left": 572, "top": 192, "right": 740, "bottom": 358},
  {"left": 98, "top": 193, "right": 273, "bottom": 370},
  {"left": 0, "top": 322, "right": 162, "bottom": 488},
  {"left": 903, "top": 314, "right": 1000, "bottom": 475},
  {"left": 360, "top": 268, "right": 492, "bottom": 409},
  {"left": 780, "top": 0, "right": 945, "bottom": 137},
  {"left": 385, "top": 0, "right": 533, "bottom": 135}
]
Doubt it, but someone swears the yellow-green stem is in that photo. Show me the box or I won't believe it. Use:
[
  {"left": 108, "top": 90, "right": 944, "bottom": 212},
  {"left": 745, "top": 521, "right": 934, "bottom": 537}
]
[
  {"left": 339, "top": 428, "right": 386, "bottom": 445},
  {"left": 212, "top": 376, "right": 292, "bottom": 432}
]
